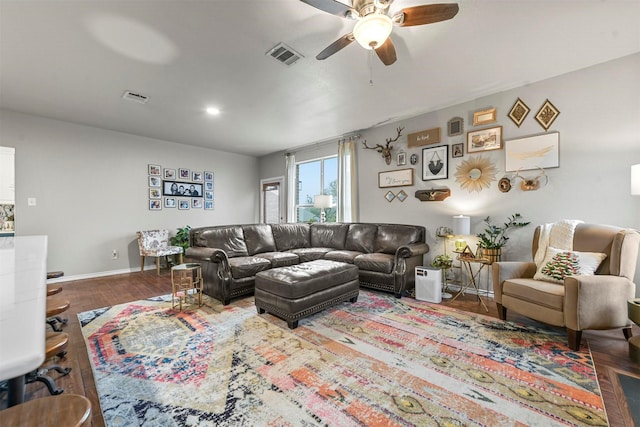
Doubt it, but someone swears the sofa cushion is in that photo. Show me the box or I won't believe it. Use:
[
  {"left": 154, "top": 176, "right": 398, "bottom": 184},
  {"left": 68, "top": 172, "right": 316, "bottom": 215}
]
[
  {"left": 324, "top": 250, "right": 364, "bottom": 264},
  {"left": 534, "top": 247, "right": 607, "bottom": 284},
  {"left": 243, "top": 224, "right": 276, "bottom": 255},
  {"left": 311, "top": 223, "right": 349, "bottom": 249},
  {"left": 272, "top": 223, "right": 311, "bottom": 251},
  {"left": 287, "top": 247, "right": 333, "bottom": 263},
  {"left": 375, "top": 225, "right": 422, "bottom": 254},
  {"left": 196, "top": 226, "right": 248, "bottom": 257},
  {"left": 345, "top": 224, "right": 377, "bottom": 253},
  {"left": 228, "top": 256, "right": 271, "bottom": 279},
  {"left": 255, "top": 252, "right": 299, "bottom": 268},
  {"left": 354, "top": 253, "right": 395, "bottom": 274}
]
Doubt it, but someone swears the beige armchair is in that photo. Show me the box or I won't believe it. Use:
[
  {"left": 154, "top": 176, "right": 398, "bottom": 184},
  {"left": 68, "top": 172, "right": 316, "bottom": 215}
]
[
  {"left": 137, "top": 230, "right": 184, "bottom": 275},
  {"left": 493, "top": 223, "right": 640, "bottom": 350}
]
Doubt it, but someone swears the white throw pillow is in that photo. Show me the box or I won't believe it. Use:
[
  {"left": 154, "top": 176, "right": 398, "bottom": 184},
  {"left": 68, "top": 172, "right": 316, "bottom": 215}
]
[{"left": 533, "top": 247, "right": 607, "bottom": 284}]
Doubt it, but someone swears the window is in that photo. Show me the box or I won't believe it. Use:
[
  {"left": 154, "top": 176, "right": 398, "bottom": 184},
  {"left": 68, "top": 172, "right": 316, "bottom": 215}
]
[{"left": 295, "top": 156, "right": 337, "bottom": 222}]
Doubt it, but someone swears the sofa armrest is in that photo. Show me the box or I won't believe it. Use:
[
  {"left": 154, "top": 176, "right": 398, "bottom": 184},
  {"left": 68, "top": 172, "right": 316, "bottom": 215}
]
[
  {"left": 186, "top": 247, "right": 228, "bottom": 263},
  {"left": 492, "top": 261, "right": 537, "bottom": 302},
  {"left": 564, "top": 275, "right": 636, "bottom": 331},
  {"left": 396, "top": 243, "right": 430, "bottom": 259}
]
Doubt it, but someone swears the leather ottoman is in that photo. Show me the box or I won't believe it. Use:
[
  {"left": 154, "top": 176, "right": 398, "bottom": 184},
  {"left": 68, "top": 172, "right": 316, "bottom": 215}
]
[{"left": 255, "top": 259, "right": 359, "bottom": 329}]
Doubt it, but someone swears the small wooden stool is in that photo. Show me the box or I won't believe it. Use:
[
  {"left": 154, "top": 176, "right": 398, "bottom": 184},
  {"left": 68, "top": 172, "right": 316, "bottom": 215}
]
[
  {"left": 47, "top": 284, "right": 62, "bottom": 296},
  {"left": 26, "top": 332, "right": 71, "bottom": 395},
  {"left": 46, "top": 271, "right": 64, "bottom": 280},
  {"left": 0, "top": 394, "right": 91, "bottom": 427},
  {"left": 46, "top": 297, "right": 70, "bottom": 331}
]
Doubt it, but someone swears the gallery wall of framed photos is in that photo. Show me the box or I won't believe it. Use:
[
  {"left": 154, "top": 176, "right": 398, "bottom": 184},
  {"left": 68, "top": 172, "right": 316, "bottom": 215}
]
[{"left": 148, "top": 164, "right": 214, "bottom": 211}]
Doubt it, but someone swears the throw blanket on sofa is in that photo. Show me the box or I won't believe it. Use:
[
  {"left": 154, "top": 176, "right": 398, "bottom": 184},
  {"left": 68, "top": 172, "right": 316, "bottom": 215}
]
[{"left": 534, "top": 219, "right": 584, "bottom": 269}]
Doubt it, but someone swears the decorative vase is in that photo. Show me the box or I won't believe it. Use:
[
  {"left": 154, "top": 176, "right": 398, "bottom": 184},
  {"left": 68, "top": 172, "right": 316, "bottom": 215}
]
[{"left": 480, "top": 247, "right": 501, "bottom": 264}]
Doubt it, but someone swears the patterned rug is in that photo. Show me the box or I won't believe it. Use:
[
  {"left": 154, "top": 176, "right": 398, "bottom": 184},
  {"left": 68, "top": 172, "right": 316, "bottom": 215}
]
[{"left": 79, "top": 291, "right": 608, "bottom": 426}]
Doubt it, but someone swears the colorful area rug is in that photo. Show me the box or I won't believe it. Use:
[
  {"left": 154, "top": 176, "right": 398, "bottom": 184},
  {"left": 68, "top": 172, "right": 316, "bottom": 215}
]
[{"left": 79, "top": 291, "right": 608, "bottom": 426}]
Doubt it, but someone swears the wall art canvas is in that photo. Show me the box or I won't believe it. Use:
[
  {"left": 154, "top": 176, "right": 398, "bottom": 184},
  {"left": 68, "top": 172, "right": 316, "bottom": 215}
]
[
  {"left": 505, "top": 131, "right": 560, "bottom": 172},
  {"left": 422, "top": 145, "right": 448, "bottom": 181}
]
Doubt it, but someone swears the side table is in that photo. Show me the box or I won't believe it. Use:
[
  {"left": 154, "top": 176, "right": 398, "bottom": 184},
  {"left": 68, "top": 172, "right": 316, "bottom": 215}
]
[
  {"left": 170, "top": 263, "right": 203, "bottom": 310},
  {"left": 450, "top": 256, "right": 490, "bottom": 312},
  {"left": 628, "top": 299, "right": 640, "bottom": 362}
]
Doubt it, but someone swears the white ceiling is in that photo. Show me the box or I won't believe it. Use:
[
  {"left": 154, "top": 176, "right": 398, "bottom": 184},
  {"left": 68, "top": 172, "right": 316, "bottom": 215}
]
[{"left": 1, "top": 0, "right": 639, "bottom": 157}]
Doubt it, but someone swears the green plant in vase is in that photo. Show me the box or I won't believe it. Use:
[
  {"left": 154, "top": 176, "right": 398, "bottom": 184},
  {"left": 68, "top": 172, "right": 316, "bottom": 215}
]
[
  {"left": 476, "top": 213, "right": 530, "bottom": 263},
  {"left": 431, "top": 254, "right": 453, "bottom": 270},
  {"left": 170, "top": 225, "right": 191, "bottom": 263}
]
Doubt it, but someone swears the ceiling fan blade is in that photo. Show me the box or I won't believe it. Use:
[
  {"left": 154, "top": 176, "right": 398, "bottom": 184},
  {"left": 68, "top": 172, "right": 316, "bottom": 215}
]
[
  {"left": 299, "top": 0, "right": 356, "bottom": 19},
  {"left": 316, "top": 33, "right": 355, "bottom": 60},
  {"left": 375, "top": 37, "right": 397, "bottom": 66},
  {"left": 394, "top": 3, "right": 459, "bottom": 27}
]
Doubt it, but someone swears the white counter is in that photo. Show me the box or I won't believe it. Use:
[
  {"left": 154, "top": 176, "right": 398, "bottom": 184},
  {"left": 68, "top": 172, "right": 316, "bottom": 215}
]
[{"left": 0, "top": 236, "right": 47, "bottom": 382}]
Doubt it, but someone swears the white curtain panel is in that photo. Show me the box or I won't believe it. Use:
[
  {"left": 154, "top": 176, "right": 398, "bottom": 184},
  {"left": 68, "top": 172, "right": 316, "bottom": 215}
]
[
  {"left": 338, "top": 140, "right": 358, "bottom": 222},
  {"left": 285, "top": 152, "right": 296, "bottom": 223}
]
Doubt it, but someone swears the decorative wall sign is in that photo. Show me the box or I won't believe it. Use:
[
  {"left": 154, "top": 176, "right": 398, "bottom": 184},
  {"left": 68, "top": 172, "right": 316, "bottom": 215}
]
[
  {"left": 407, "top": 127, "right": 441, "bottom": 147},
  {"left": 535, "top": 99, "right": 560, "bottom": 130},
  {"left": 452, "top": 143, "right": 464, "bottom": 158},
  {"left": 422, "top": 145, "right": 448, "bottom": 181},
  {"left": 504, "top": 131, "right": 559, "bottom": 172},
  {"left": 467, "top": 126, "right": 502, "bottom": 153},
  {"left": 473, "top": 108, "right": 497, "bottom": 126},
  {"left": 455, "top": 155, "right": 497, "bottom": 193},
  {"left": 378, "top": 168, "right": 414, "bottom": 188},
  {"left": 447, "top": 117, "right": 464, "bottom": 136},
  {"left": 508, "top": 98, "right": 530, "bottom": 127},
  {"left": 415, "top": 188, "right": 451, "bottom": 201}
]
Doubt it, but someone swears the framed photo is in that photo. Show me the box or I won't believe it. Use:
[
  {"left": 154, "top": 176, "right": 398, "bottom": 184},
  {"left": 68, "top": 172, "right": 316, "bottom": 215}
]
[
  {"left": 204, "top": 201, "right": 214, "bottom": 210},
  {"left": 505, "top": 131, "right": 559, "bottom": 172},
  {"left": 384, "top": 191, "right": 396, "bottom": 202},
  {"left": 149, "top": 199, "right": 161, "bottom": 210},
  {"left": 192, "top": 198, "right": 203, "bottom": 209},
  {"left": 205, "top": 181, "right": 214, "bottom": 191},
  {"left": 452, "top": 142, "right": 464, "bottom": 158},
  {"left": 192, "top": 171, "right": 203, "bottom": 182},
  {"left": 535, "top": 99, "right": 560, "bottom": 130},
  {"left": 178, "top": 168, "right": 190, "bottom": 180},
  {"left": 467, "top": 126, "right": 502, "bottom": 153},
  {"left": 149, "top": 188, "right": 161, "bottom": 199},
  {"left": 205, "top": 191, "right": 214, "bottom": 200},
  {"left": 163, "top": 180, "right": 203, "bottom": 197},
  {"left": 164, "top": 197, "right": 176, "bottom": 208},
  {"left": 422, "top": 145, "right": 449, "bottom": 181},
  {"left": 178, "top": 199, "right": 190, "bottom": 210},
  {"left": 204, "top": 171, "right": 214, "bottom": 181},
  {"left": 148, "top": 164, "right": 161, "bottom": 176},
  {"left": 164, "top": 168, "right": 176, "bottom": 179},
  {"left": 378, "top": 168, "right": 414, "bottom": 188},
  {"left": 396, "top": 190, "right": 408, "bottom": 202},
  {"left": 508, "top": 98, "right": 530, "bottom": 127},
  {"left": 149, "top": 176, "right": 161, "bottom": 187},
  {"left": 473, "top": 108, "right": 497, "bottom": 126},
  {"left": 447, "top": 117, "right": 464, "bottom": 136},
  {"left": 396, "top": 150, "right": 407, "bottom": 166},
  {"left": 408, "top": 127, "right": 440, "bottom": 147}
]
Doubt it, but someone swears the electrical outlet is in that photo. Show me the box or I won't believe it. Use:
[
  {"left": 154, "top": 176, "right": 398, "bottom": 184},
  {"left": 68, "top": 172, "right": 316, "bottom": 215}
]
[{"left": 112, "top": 250, "right": 118, "bottom": 260}]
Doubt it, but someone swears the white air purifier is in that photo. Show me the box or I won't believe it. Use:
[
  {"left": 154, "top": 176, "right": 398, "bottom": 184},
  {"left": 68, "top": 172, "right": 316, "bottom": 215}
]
[{"left": 415, "top": 267, "right": 442, "bottom": 303}]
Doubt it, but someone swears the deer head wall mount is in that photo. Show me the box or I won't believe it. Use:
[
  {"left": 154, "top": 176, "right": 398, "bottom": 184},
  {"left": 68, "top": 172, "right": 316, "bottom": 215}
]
[
  {"left": 362, "top": 126, "right": 404, "bottom": 165},
  {"left": 514, "top": 167, "right": 548, "bottom": 191}
]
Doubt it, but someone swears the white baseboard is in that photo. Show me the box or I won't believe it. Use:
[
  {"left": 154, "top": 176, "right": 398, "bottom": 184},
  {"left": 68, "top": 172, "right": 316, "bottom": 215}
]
[{"left": 47, "top": 266, "right": 157, "bottom": 284}]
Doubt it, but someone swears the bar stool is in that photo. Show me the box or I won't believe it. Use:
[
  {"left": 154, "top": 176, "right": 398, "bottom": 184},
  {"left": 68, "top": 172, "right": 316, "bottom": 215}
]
[
  {"left": 46, "top": 297, "right": 70, "bottom": 332},
  {"left": 26, "top": 332, "right": 71, "bottom": 395},
  {"left": 47, "top": 284, "right": 62, "bottom": 296},
  {"left": 0, "top": 394, "right": 91, "bottom": 427}
]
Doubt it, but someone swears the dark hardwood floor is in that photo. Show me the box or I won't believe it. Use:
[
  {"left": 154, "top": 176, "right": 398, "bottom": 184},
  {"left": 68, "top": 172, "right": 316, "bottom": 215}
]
[{"left": 3, "top": 271, "right": 639, "bottom": 426}]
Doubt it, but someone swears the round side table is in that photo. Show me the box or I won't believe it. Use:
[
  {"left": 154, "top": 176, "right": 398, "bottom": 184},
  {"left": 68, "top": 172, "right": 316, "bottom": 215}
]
[
  {"left": 170, "top": 263, "right": 203, "bottom": 310},
  {"left": 628, "top": 299, "right": 640, "bottom": 362}
]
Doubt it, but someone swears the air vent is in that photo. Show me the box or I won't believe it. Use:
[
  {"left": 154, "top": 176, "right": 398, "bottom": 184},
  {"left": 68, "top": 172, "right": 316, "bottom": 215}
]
[
  {"left": 121, "top": 90, "right": 149, "bottom": 104},
  {"left": 266, "top": 43, "right": 303, "bottom": 66}
]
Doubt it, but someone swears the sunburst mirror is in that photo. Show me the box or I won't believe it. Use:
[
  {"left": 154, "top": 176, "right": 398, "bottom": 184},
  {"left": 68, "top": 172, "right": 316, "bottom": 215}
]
[{"left": 455, "top": 155, "right": 497, "bottom": 192}]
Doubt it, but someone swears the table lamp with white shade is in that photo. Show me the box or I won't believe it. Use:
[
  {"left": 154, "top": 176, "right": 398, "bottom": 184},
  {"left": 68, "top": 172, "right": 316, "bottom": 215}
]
[
  {"left": 452, "top": 215, "right": 471, "bottom": 252},
  {"left": 313, "top": 195, "right": 333, "bottom": 223}
]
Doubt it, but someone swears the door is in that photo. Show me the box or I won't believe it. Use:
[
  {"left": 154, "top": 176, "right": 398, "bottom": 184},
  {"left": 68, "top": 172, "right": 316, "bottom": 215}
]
[{"left": 260, "top": 177, "right": 284, "bottom": 224}]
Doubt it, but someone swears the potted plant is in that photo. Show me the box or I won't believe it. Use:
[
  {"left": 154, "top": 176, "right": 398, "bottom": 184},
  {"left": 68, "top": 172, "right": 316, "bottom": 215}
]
[
  {"left": 476, "top": 213, "right": 530, "bottom": 263},
  {"left": 431, "top": 254, "right": 453, "bottom": 270},
  {"left": 170, "top": 225, "right": 191, "bottom": 252}
]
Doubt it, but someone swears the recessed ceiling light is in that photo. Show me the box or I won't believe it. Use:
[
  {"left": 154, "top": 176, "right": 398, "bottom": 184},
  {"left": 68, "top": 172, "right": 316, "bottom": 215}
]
[{"left": 206, "top": 107, "right": 221, "bottom": 116}]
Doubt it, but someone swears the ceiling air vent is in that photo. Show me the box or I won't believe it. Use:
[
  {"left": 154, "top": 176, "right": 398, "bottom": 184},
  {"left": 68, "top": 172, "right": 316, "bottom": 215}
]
[
  {"left": 121, "top": 90, "right": 149, "bottom": 104},
  {"left": 266, "top": 43, "right": 303, "bottom": 66}
]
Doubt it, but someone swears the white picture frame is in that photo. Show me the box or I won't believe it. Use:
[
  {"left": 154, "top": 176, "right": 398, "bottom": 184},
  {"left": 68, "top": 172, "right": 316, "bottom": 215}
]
[{"left": 505, "top": 131, "right": 560, "bottom": 172}]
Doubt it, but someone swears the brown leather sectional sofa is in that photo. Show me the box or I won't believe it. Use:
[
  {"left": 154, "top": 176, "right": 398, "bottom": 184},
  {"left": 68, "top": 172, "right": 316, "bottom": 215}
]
[{"left": 185, "top": 222, "right": 429, "bottom": 305}]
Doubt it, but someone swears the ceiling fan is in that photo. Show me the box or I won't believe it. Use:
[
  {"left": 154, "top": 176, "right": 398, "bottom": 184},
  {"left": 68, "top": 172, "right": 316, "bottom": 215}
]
[{"left": 300, "top": 0, "right": 458, "bottom": 66}]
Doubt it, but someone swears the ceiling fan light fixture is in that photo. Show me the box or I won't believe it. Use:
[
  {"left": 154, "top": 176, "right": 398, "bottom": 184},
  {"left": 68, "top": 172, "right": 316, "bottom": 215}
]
[{"left": 353, "top": 14, "right": 393, "bottom": 49}]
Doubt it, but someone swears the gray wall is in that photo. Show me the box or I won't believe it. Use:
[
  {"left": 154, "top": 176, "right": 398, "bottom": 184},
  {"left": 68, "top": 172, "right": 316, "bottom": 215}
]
[
  {"left": 0, "top": 110, "right": 259, "bottom": 278},
  {"left": 260, "top": 53, "right": 640, "bottom": 292}
]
